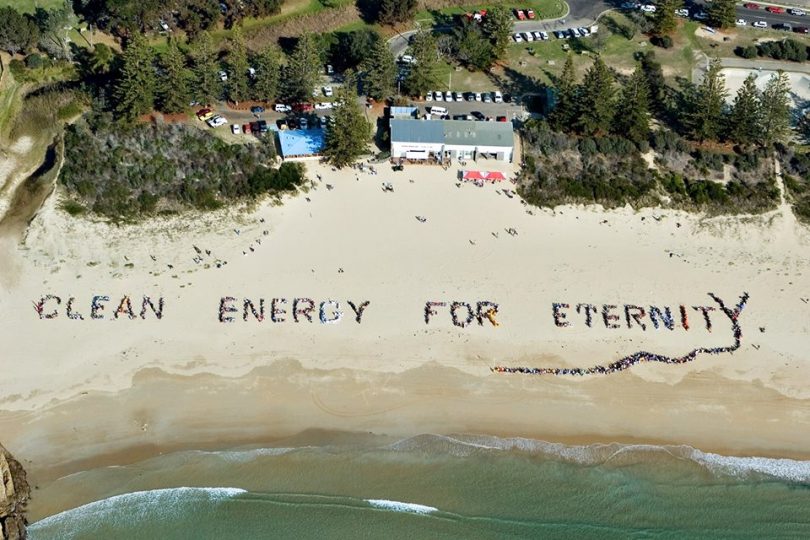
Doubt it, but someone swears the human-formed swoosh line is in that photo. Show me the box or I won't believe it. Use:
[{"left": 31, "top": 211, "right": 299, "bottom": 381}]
[{"left": 491, "top": 292, "right": 749, "bottom": 376}]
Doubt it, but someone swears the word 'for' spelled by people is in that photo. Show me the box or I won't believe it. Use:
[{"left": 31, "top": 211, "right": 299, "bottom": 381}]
[
  {"left": 424, "top": 301, "right": 500, "bottom": 327},
  {"left": 33, "top": 295, "right": 164, "bottom": 320},
  {"left": 218, "top": 297, "right": 371, "bottom": 324},
  {"left": 551, "top": 302, "right": 729, "bottom": 332}
]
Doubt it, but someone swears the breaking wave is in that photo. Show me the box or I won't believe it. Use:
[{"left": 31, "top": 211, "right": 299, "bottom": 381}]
[{"left": 366, "top": 499, "right": 439, "bottom": 515}]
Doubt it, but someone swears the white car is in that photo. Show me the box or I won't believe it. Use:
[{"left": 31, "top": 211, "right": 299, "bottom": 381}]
[
  {"left": 231, "top": 124, "right": 240, "bottom": 134},
  {"left": 736, "top": 18, "right": 747, "bottom": 26},
  {"left": 675, "top": 8, "right": 689, "bottom": 17},
  {"left": 540, "top": 31, "right": 549, "bottom": 40},
  {"left": 570, "top": 28, "right": 581, "bottom": 38},
  {"left": 474, "top": 92, "right": 482, "bottom": 101},
  {"left": 159, "top": 20, "right": 169, "bottom": 31},
  {"left": 640, "top": 4, "right": 656, "bottom": 13},
  {"left": 753, "top": 20, "right": 767, "bottom": 28},
  {"left": 274, "top": 104, "right": 291, "bottom": 113},
  {"left": 320, "top": 116, "right": 329, "bottom": 128},
  {"left": 434, "top": 91, "right": 443, "bottom": 101},
  {"left": 218, "top": 70, "right": 228, "bottom": 81},
  {"left": 789, "top": 8, "right": 806, "bottom": 16},
  {"left": 444, "top": 91, "right": 452, "bottom": 101},
  {"left": 400, "top": 54, "right": 415, "bottom": 64},
  {"left": 299, "top": 117, "right": 308, "bottom": 129},
  {"left": 532, "top": 31, "right": 543, "bottom": 40},
  {"left": 425, "top": 92, "right": 433, "bottom": 101},
  {"left": 493, "top": 91, "right": 503, "bottom": 103},
  {"left": 314, "top": 102, "right": 332, "bottom": 110},
  {"left": 523, "top": 32, "right": 534, "bottom": 42},
  {"left": 454, "top": 91, "right": 463, "bottom": 102},
  {"left": 513, "top": 33, "right": 523, "bottom": 43},
  {"left": 578, "top": 27, "right": 590, "bottom": 36},
  {"left": 207, "top": 115, "right": 227, "bottom": 128},
  {"left": 323, "top": 86, "right": 333, "bottom": 97}
]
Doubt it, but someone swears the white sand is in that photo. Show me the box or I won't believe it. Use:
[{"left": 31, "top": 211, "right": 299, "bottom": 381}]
[
  {"left": 721, "top": 68, "right": 810, "bottom": 110},
  {"left": 1, "top": 161, "right": 810, "bottom": 470}
]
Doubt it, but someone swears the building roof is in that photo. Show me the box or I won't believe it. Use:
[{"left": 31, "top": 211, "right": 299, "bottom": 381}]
[
  {"left": 390, "top": 106, "right": 418, "bottom": 118},
  {"left": 278, "top": 128, "right": 325, "bottom": 158},
  {"left": 390, "top": 118, "right": 513, "bottom": 148}
]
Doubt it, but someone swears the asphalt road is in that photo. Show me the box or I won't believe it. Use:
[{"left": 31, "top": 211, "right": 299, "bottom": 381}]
[{"left": 691, "top": 1, "right": 810, "bottom": 28}]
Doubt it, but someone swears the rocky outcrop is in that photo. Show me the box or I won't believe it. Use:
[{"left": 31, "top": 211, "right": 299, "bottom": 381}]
[{"left": 0, "top": 444, "right": 28, "bottom": 540}]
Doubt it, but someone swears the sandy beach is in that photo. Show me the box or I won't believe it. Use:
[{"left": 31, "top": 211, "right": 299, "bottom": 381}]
[{"left": 1, "top": 160, "right": 810, "bottom": 518}]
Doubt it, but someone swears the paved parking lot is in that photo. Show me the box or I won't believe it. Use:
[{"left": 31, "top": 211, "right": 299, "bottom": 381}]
[{"left": 407, "top": 98, "right": 525, "bottom": 121}]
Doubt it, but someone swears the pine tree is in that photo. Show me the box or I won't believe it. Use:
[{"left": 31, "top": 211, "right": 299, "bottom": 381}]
[
  {"left": 158, "top": 39, "right": 192, "bottom": 114},
  {"left": 283, "top": 33, "right": 321, "bottom": 103},
  {"left": 253, "top": 44, "right": 281, "bottom": 101},
  {"left": 324, "top": 71, "right": 371, "bottom": 168},
  {"left": 378, "top": 0, "right": 418, "bottom": 24},
  {"left": 727, "top": 73, "right": 761, "bottom": 146},
  {"left": 653, "top": 0, "right": 683, "bottom": 35},
  {"left": 189, "top": 31, "right": 222, "bottom": 104},
  {"left": 577, "top": 55, "right": 616, "bottom": 136},
  {"left": 403, "top": 27, "right": 439, "bottom": 97},
  {"left": 482, "top": 6, "right": 512, "bottom": 60},
  {"left": 114, "top": 34, "right": 156, "bottom": 122},
  {"left": 90, "top": 43, "right": 115, "bottom": 75},
  {"left": 613, "top": 64, "right": 650, "bottom": 144},
  {"left": 549, "top": 54, "right": 577, "bottom": 131},
  {"left": 454, "top": 19, "right": 494, "bottom": 70},
  {"left": 227, "top": 26, "right": 250, "bottom": 103},
  {"left": 760, "top": 71, "right": 792, "bottom": 146},
  {"left": 708, "top": 0, "right": 737, "bottom": 29},
  {"left": 361, "top": 36, "right": 396, "bottom": 100},
  {"left": 686, "top": 59, "right": 727, "bottom": 141}
]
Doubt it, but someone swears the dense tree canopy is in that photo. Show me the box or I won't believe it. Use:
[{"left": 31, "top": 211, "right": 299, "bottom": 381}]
[{"left": 323, "top": 72, "right": 371, "bottom": 167}]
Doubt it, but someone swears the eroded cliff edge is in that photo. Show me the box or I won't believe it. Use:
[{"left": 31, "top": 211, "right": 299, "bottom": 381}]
[{"left": 0, "top": 444, "right": 28, "bottom": 540}]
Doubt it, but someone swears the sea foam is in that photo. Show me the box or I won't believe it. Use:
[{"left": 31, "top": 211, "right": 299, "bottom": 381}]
[
  {"left": 366, "top": 499, "right": 438, "bottom": 515},
  {"left": 30, "top": 487, "right": 246, "bottom": 532}
]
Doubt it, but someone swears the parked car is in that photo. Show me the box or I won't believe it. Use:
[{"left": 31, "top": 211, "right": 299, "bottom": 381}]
[
  {"left": 640, "top": 4, "right": 656, "bottom": 13},
  {"left": 452, "top": 114, "right": 467, "bottom": 120},
  {"left": 774, "top": 23, "right": 792, "bottom": 31},
  {"left": 434, "top": 91, "right": 443, "bottom": 101},
  {"left": 789, "top": 8, "right": 806, "bottom": 16},
  {"left": 554, "top": 30, "right": 566, "bottom": 39},
  {"left": 675, "top": 8, "right": 689, "bottom": 17},
  {"left": 196, "top": 108, "right": 213, "bottom": 120},
  {"left": 620, "top": 2, "right": 640, "bottom": 9},
  {"left": 527, "top": 9, "right": 535, "bottom": 19},
  {"left": 231, "top": 124, "right": 241, "bottom": 134},
  {"left": 444, "top": 90, "right": 453, "bottom": 101},
  {"left": 250, "top": 106, "right": 265, "bottom": 114},
  {"left": 794, "top": 26, "right": 810, "bottom": 33},
  {"left": 293, "top": 103, "right": 314, "bottom": 112},
  {"left": 218, "top": 70, "right": 228, "bottom": 81},
  {"left": 471, "top": 111, "right": 485, "bottom": 120},
  {"left": 454, "top": 91, "right": 463, "bottom": 102},
  {"left": 299, "top": 117, "right": 308, "bottom": 129},
  {"left": 321, "top": 116, "right": 329, "bottom": 128},
  {"left": 326, "top": 64, "right": 334, "bottom": 74},
  {"left": 496, "top": 116, "right": 508, "bottom": 122},
  {"left": 314, "top": 102, "right": 331, "bottom": 110},
  {"left": 323, "top": 86, "right": 333, "bottom": 97},
  {"left": 465, "top": 92, "right": 475, "bottom": 101},
  {"left": 257, "top": 120, "right": 268, "bottom": 133},
  {"left": 693, "top": 11, "right": 708, "bottom": 20},
  {"left": 515, "top": 9, "right": 526, "bottom": 20},
  {"left": 400, "top": 54, "right": 415, "bottom": 64},
  {"left": 736, "top": 18, "right": 747, "bottom": 26},
  {"left": 578, "top": 27, "right": 590, "bottom": 36},
  {"left": 426, "top": 92, "right": 433, "bottom": 101},
  {"left": 513, "top": 33, "right": 524, "bottom": 43},
  {"left": 766, "top": 6, "right": 785, "bottom": 14},
  {"left": 274, "top": 103, "right": 292, "bottom": 113},
  {"left": 243, "top": 123, "right": 251, "bottom": 134},
  {"left": 753, "top": 20, "right": 767, "bottom": 28},
  {"left": 532, "top": 31, "right": 543, "bottom": 40},
  {"left": 474, "top": 92, "right": 482, "bottom": 101},
  {"left": 483, "top": 93, "right": 492, "bottom": 103},
  {"left": 570, "top": 28, "right": 581, "bottom": 38},
  {"left": 743, "top": 3, "right": 760, "bottom": 9},
  {"left": 207, "top": 115, "right": 227, "bottom": 128},
  {"left": 540, "top": 31, "right": 549, "bottom": 40},
  {"left": 523, "top": 32, "right": 534, "bottom": 42},
  {"left": 493, "top": 91, "right": 503, "bottom": 103}
]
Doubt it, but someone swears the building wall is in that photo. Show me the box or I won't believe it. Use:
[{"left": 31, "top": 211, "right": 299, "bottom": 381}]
[{"left": 391, "top": 141, "right": 513, "bottom": 162}]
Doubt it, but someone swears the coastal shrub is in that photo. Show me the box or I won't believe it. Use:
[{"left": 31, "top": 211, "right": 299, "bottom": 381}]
[
  {"left": 756, "top": 39, "right": 809, "bottom": 62},
  {"left": 650, "top": 129, "right": 689, "bottom": 154},
  {"left": 691, "top": 149, "right": 724, "bottom": 172},
  {"left": 735, "top": 45, "right": 758, "bottom": 59},
  {"left": 60, "top": 115, "right": 293, "bottom": 219},
  {"left": 651, "top": 35, "right": 673, "bottom": 49},
  {"left": 24, "top": 53, "right": 45, "bottom": 69}
]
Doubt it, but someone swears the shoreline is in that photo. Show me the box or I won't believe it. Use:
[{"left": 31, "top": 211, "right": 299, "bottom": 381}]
[{"left": 1, "top": 161, "right": 809, "bottom": 522}]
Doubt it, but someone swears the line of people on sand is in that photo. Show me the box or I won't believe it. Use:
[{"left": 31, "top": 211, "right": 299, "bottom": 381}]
[{"left": 492, "top": 294, "right": 748, "bottom": 377}]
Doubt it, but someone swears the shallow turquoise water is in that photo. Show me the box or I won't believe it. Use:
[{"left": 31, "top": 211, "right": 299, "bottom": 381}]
[{"left": 29, "top": 434, "right": 810, "bottom": 539}]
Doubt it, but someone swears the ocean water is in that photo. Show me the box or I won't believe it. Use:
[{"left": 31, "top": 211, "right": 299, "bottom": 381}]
[{"left": 29, "top": 434, "right": 810, "bottom": 539}]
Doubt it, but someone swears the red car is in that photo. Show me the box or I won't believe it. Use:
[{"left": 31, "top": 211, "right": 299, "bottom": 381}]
[
  {"left": 743, "top": 2, "right": 760, "bottom": 9},
  {"left": 293, "top": 103, "right": 314, "bottom": 112},
  {"left": 496, "top": 116, "right": 508, "bottom": 122},
  {"left": 766, "top": 6, "right": 785, "bottom": 13},
  {"left": 242, "top": 123, "right": 251, "bottom": 134},
  {"left": 527, "top": 9, "right": 536, "bottom": 19},
  {"left": 515, "top": 9, "right": 526, "bottom": 20}
]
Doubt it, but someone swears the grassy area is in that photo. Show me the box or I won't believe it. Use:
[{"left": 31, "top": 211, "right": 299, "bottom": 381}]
[
  {"left": 0, "top": 0, "right": 63, "bottom": 13},
  {"left": 213, "top": 0, "right": 354, "bottom": 42},
  {"left": 415, "top": 0, "right": 567, "bottom": 24},
  {"left": 0, "top": 57, "right": 24, "bottom": 143}
]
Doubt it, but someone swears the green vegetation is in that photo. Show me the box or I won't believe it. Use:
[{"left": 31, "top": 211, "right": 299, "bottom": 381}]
[
  {"left": 282, "top": 32, "right": 322, "bottom": 102},
  {"left": 403, "top": 27, "right": 440, "bottom": 96},
  {"left": 59, "top": 114, "right": 302, "bottom": 219},
  {"left": 361, "top": 37, "right": 396, "bottom": 100},
  {"left": 736, "top": 39, "right": 809, "bottom": 63},
  {"left": 323, "top": 72, "right": 371, "bottom": 167},
  {"left": 414, "top": 0, "right": 567, "bottom": 25}
]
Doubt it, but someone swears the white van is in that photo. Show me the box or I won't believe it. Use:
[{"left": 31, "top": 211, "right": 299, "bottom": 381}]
[
  {"left": 493, "top": 91, "right": 503, "bottom": 103},
  {"left": 429, "top": 106, "right": 448, "bottom": 115}
]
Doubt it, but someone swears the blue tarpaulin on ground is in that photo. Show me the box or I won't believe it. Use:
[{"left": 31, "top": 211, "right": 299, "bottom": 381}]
[{"left": 278, "top": 129, "right": 325, "bottom": 158}]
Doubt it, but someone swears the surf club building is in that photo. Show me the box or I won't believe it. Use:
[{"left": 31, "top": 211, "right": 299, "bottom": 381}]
[{"left": 389, "top": 118, "right": 514, "bottom": 163}]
